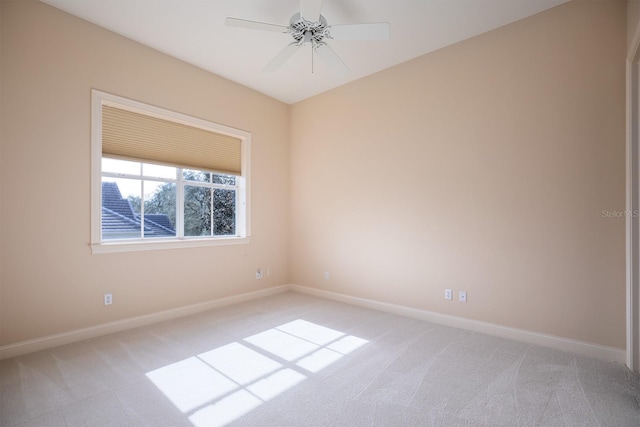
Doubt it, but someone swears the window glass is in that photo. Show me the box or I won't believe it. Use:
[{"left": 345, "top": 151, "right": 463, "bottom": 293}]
[
  {"left": 213, "top": 174, "right": 236, "bottom": 185},
  {"left": 101, "top": 176, "right": 141, "bottom": 240},
  {"left": 214, "top": 189, "right": 236, "bottom": 235},
  {"left": 102, "top": 158, "right": 140, "bottom": 175},
  {"left": 184, "top": 185, "right": 212, "bottom": 236},
  {"left": 183, "top": 169, "right": 211, "bottom": 183},
  {"left": 143, "top": 163, "right": 177, "bottom": 180},
  {"left": 143, "top": 180, "right": 177, "bottom": 238}
]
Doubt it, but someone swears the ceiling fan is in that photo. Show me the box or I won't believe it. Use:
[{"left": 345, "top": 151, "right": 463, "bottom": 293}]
[{"left": 225, "top": 0, "right": 390, "bottom": 73}]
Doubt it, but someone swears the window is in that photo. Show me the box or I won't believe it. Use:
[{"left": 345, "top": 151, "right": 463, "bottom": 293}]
[
  {"left": 91, "top": 90, "right": 250, "bottom": 253},
  {"left": 101, "top": 160, "right": 238, "bottom": 239}
]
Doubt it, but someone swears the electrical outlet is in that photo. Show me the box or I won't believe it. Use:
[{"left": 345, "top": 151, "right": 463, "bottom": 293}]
[
  {"left": 459, "top": 291, "right": 467, "bottom": 303},
  {"left": 256, "top": 268, "right": 263, "bottom": 279},
  {"left": 445, "top": 289, "right": 452, "bottom": 300},
  {"left": 104, "top": 293, "right": 113, "bottom": 306},
  {"left": 324, "top": 272, "right": 330, "bottom": 280},
  {"left": 267, "top": 267, "right": 272, "bottom": 277}
]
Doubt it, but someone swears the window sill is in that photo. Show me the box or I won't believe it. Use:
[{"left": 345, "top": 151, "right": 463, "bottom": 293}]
[{"left": 91, "top": 236, "right": 251, "bottom": 254}]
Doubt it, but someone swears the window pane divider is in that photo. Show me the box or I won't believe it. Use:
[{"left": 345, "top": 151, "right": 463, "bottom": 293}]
[{"left": 176, "top": 173, "right": 185, "bottom": 239}]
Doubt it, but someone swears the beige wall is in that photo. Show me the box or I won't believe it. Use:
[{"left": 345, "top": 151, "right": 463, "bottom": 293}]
[
  {"left": 0, "top": 0, "right": 629, "bottom": 351},
  {"left": 0, "top": 1, "right": 290, "bottom": 345},
  {"left": 290, "top": 0, "right": 627, "bottom": 349}
]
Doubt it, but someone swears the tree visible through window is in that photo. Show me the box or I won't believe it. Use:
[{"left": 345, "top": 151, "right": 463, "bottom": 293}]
[{"left": 101, "top": 158, "right": 237, "bottom": 240}]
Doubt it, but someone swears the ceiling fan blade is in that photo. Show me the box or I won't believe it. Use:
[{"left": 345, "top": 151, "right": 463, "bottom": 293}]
[
  {"left": 315, "top": 42, "right": 349, "bottom": 74},
  {"left": 264, "top": 43, "right": 301, "bottom": 72},
  {"left": 300, "top": 0, "right": 322, "bottom": 23},
  {"left": 225, "top": 17, "right": 288, "bottom": 33},
  {"left": 329, "top": 22, "right": 390, "bottom": 41}
]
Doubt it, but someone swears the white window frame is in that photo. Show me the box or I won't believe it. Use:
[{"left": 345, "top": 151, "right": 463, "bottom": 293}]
[{"left": 91, "top": 90, "right": 251, "bottom": 254}]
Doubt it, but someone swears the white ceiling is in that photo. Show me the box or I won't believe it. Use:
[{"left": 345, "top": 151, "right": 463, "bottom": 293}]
[{"left": 40, "top": 0, "right": 568, "bottom": 104}]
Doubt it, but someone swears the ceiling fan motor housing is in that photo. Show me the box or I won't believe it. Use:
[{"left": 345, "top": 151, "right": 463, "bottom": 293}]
[{"left": 289, "top": 13, "right": 329, "bottom": 44}]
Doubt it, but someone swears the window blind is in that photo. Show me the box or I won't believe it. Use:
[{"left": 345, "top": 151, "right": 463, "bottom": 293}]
[{"left": 102, "top": 105, "right": 242, "bottom": 175}]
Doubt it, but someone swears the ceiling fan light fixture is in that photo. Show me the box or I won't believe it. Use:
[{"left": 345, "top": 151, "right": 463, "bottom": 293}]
[{"left": 289, "top": 13, "right": 329, "bottom": 45}]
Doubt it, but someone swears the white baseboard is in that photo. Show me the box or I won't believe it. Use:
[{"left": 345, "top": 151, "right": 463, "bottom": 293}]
[
  {"left": 1, "top": 283, "right": 626, "bottom": 364},
  {"left": 0, "top": 285, "right": 290, "bottom": 361},
  {"left": 290, "top": 285, "right": 626, "bottom": 364}
]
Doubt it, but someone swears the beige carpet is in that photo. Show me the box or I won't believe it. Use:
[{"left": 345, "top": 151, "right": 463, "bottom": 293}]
[{"left": 1, "top": 291, "right": 639, "bottom": 426}]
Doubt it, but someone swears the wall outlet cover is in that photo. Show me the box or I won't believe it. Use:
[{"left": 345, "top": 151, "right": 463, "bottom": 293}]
[{"left": 459, "top": 291, "right": 467, "bottom": 303}]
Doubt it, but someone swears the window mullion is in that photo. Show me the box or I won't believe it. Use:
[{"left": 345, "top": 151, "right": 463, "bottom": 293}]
[
  {"left": 140, "top": 177, "right": 145, "bottom": 239},
  {"left": 235, "top": 185, "right": 240, "bottom": 237},
  {"left": 180, "top": 181, "right": 235, "bottom": 190},
  {"left": 102, "top": 171, "right": 144, "bottom": 181},
  {"left": 177, "top": 169, "right": 185, "bottom": 239}
]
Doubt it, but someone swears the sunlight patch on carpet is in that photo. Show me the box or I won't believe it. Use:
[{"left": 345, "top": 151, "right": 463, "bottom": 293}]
[{"left": 146, "top": 319, "right": 368, "bottom": 427}]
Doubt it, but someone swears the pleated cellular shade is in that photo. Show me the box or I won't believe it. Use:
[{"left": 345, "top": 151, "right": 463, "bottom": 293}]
[{"left": 102, "top": 105, "right": 242, "bottom": 175}]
